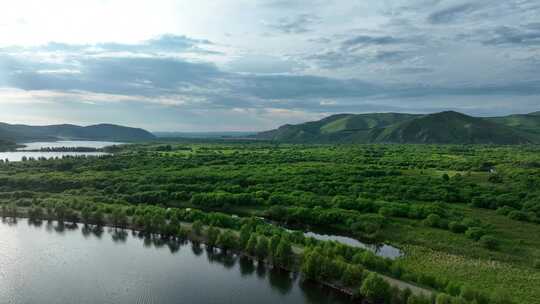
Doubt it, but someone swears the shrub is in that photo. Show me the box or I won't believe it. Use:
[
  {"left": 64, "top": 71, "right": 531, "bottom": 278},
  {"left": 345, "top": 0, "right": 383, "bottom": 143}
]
[
  {"left": 461, "top": 217, "right": 481, "bottom": 228},
  {"left": 445, "top": 281, "right": 462, "bottom": 296},
  {"left": 495, "top": 206, "right": 515, "bottom": 216},
  {"left": 435, "top": 293, "right": 452, "bottom": 304},
  {"left": 424, "top": 214, "right": 442, "bottom": 228},
  {"left": 406, "top": 294, "right": 431, "bottom": 304},
  {"left": 359, "top": 273, "right": 390, "bottom": 303},
  {"left": 192, "top": 220, "right": 203, "bottom": 235},
  {"left": 479, "top": 235, "right": 499, "bottom": 250},
  {"left": 341, "top": 265, "right": 364, "bottom": 287},
  {"left": 448, "top": 221, "right": 467, "bottom": 233},
  {"left": 465, "top": 227, "right": 486, "bottom": 241},
  {"left": 379, "top": 207, "right": 393, "bottom": 217},
  {"left": 508, "top": 210, "right": 529, "bottom": 222}
]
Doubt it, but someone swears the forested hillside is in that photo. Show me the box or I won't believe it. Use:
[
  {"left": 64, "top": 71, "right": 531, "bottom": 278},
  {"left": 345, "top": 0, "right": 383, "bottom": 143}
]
[
  {"left": 257, "top": 111, "right": 539, "bottom": 144},
  {"left": 0, "top": 122, "right": 156, "bottom": 143}
]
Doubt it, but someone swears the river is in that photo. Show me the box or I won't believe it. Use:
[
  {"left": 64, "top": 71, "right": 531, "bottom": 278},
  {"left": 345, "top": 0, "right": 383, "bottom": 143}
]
[{"left": 0, "top": 218, "right": 354, "bottom": 304}]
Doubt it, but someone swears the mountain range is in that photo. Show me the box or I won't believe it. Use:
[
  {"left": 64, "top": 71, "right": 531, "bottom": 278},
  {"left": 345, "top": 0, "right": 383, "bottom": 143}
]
[
  {"left": 0, "top": 123, "right": 156, "bottom": 144},
  {"left": 256, "top": 111, "right": 540, "bottom": 144}
]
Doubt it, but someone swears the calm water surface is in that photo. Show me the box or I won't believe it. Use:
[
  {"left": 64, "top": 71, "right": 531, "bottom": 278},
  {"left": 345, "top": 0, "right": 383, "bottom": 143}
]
[
  {"left": 0, "top": 219, "right": 354, "bottom": 304},
  {"left": 0, "top": 141, "right": 120, "bottom": 161},
  {"left": 17, "top": 140, "right": 122, "bottom": 150},
  {"left": 303, "top": 231, "right": 402, "bottom": 259}
]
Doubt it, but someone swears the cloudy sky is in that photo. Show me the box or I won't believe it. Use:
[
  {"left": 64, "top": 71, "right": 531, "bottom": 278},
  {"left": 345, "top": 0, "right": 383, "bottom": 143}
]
[{"left": 1, "top": 0, "right": 539, "bottom": 131}]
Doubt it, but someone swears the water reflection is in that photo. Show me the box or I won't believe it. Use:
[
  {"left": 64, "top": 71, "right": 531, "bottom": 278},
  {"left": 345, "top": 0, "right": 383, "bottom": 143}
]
[
  {"left": 256, "top": 260, "right": 267, "bottom": 278},
  {"left": 111, "top": 229, "right": 128, "bottom": 243},
  {"left": 1, "top": 217, "right": 18, "bottom": 226},
  {"left": 239, "top": 256, "right": 255, "bottom": 276},
  {"left": 269, "top": 268, "right": 294, "bottom": 295},
  {"left": 191, "top": 241, "right": 203, "bottom": 256},
  {"left": 0, "top": 219, "right": 355, "bottom": 304}
]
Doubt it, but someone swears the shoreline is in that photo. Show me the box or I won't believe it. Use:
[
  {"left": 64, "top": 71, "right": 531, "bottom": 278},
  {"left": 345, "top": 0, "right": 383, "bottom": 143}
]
[
  {"left": 3, "top": 215, "right": 360, "bottom": 299},
  {"left": 2, "top": 211, "right": 433, "bottom": 299}
]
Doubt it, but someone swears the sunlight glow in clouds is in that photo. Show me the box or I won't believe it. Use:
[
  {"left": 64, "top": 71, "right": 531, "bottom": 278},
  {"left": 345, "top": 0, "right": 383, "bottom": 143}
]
[{"left": 0, "top": 0, "right": 539, "bottom": 131}]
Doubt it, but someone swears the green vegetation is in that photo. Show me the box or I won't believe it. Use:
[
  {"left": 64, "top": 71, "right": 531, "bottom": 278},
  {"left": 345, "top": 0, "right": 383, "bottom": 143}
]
[
  {"left": 256, "top": 111, "right": 538, "bottom": 144},
  {"left": 1, "top": 142, "right": 540, "bottom": 302},
  {"left": 0, "top": 122, "right": 155, "bottom": 143}
]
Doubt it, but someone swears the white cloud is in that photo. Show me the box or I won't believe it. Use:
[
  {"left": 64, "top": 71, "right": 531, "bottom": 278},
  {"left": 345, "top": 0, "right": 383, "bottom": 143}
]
[{"left": 0, "top": 0, "right": 539, "bottom": 130}]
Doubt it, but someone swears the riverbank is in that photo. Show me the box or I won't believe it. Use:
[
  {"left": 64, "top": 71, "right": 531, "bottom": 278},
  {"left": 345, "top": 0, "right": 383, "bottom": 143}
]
[{"left": 3, "top": 206, "right": 434, "bottom": 301}]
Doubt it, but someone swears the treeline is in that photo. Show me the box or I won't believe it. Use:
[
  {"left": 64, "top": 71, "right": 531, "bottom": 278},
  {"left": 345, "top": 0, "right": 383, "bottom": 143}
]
[
  {"left": 0, "top": 200, "right": 512, "bottom": 304},
  {"left": 1, "top": 146, "right": 539, "bottom": 227}
]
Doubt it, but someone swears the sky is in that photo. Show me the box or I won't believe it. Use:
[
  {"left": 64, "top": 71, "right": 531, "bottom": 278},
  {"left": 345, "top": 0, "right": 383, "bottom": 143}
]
[{"left": 0, "top": 0, "right": 539, "bottom": 131}]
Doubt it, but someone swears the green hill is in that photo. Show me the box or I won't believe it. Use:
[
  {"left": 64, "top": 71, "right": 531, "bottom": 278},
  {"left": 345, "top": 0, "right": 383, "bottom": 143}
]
[
  {"left": 486, "top": 113, "right": 540, "bottom": 142},
  {"left": 0, "top": 123, "right": 156, "bottom": 143},
  {"left": 257, "top": 113, "right": 418, "bottom": 143},
  {"left": 257, "top": 111, "right": 537, "bottom": 144},
  {"left": 375, "top": 111, "right": 529, "bottom": 144}
]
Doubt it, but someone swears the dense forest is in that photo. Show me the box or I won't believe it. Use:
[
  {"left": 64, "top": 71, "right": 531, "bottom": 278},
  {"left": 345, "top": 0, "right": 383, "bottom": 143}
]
[{"left": 1, "top": 142, "right": 540, "bottom": 303}]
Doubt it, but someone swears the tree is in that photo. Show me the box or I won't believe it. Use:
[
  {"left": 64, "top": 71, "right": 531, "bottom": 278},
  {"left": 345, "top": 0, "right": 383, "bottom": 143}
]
[
  {"left": 274, "top": 238, "right": 294, "bottom": 268},
  {"left": 54, "top": 203, "right": 67, "bottom": 222},
  {"left": 246, "top": 234, "right": 258, "bottom": 255},
  {"left": 301, "top": 250, "right": 323, "bottom": 280},
  {"left": 177, "top": 226, "right": 189, "bottom": 239},
  {"left": 341, "top": 264, "right": 364, "bottom": 287},
  {"left": 92, "top": 209, "right": 104, "bottom": 226},
  {"left": 389, "top": 286, "right": 405, "bottom": 304},
  {"left": 239, "top": 224, "right": 252, "bottom": 248},
  {"left": 269, "top": 235, "right": 281, "bottom": 258},
  {"left": 111, "top": 208, "right": 128, "bottom": 228},
  {"left": 359, "top": 273, "right": 390, "bottom": 304},
  {"left": 192, "top": 220, "right": 203, "bottom": 236},
  {"left": 206, "top": 226, "right": 220, "bottom": 247},
  {"left": 255, "top": 236, "right": 269, "bottom": 259},
  {"left": 28, "top": 205, "right": 44, "bottom": 221},
  {"left": 81, "top": 207, "right": 92, "bottom": 225},
  {"left": 217, "top": 230, "right": 237, "bottom": 251}
]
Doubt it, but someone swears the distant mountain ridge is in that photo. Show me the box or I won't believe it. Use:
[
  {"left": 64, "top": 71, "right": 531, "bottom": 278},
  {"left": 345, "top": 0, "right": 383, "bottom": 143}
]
[
  {"left": 256, "top": 111, "right": 540, "bottom": 144},
  {"left": 0, "top": 123, "right": 156, "bottom": 143}
]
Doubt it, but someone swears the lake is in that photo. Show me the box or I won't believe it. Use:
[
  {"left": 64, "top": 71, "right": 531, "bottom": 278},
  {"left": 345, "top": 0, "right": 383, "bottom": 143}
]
[
  {"left": 0, "top": 141, "right": 120, "bottom": 162},
  {"left": 0, "top": 218, "right": 354, "bottom": 304},
  {"left": 17, "top": 140, "right": 122, "bottom": 151}
]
